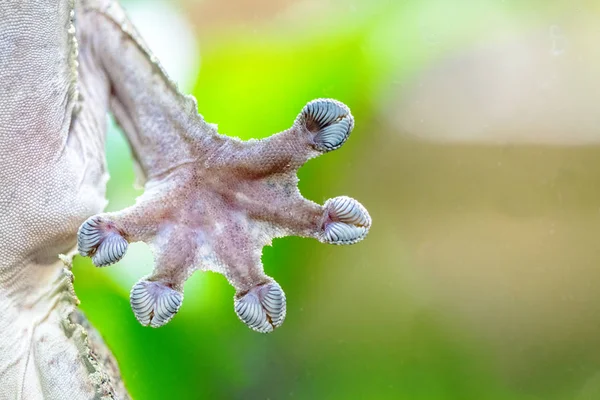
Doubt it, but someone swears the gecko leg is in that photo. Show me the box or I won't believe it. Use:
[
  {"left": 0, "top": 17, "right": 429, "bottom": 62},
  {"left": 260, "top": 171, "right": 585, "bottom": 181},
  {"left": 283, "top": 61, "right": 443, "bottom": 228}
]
[{"left": 73, "top": 0, "right": 373, "bottom": 334}]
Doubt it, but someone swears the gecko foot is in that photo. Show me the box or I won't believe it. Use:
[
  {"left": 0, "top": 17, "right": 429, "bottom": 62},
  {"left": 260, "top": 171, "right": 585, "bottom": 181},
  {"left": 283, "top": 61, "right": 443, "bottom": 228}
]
[
  {"left": 130, "top": 279, "right": 183, "bottom": 328},
  {"left": 234, "top": 281, "right": 286, "bottom": 333},
  {"left": 76, "top": 94, "right": 370, "bottom": 332},
  {"left": 77, "top": 215, "right": 129, "bottom": 267},
  {"left": 321, "top": 196, "right": 372, "bottom": 245},
  {"left": 300, "top": 99, "right": 354, "bottom": 152}
]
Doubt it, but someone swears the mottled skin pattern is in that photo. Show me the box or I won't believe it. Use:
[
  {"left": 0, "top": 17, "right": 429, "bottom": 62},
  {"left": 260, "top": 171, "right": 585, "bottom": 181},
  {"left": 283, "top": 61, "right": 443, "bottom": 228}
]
[{"left": 0, "top": 0, "right": 370, "bottom": 397}]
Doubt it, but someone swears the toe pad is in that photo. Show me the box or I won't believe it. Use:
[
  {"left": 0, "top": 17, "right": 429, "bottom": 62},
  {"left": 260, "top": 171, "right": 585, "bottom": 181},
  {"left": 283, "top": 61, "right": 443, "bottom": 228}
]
[
  {"left": 301, "top": 99, "right": 354, "bottom": 152},
  {"left": 78, "top": 216, "right": 128, "bottom": 267},
  {"left": 234, "top": 281, "right": 286, "bottom": 333},
  {"left": 322, "top": 196, "right": 371, "bottom": 245},
  {"left": 130, "top": 280, "right": 183, "bottom": 328}
]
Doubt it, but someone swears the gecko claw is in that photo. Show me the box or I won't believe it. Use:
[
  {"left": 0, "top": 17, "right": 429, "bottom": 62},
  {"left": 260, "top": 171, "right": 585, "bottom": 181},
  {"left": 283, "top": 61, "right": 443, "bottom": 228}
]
[
  {"left": 234, "top": 281, "right": 286, "bottom": 333},
  {"left": 77, "top": 215, "right": 129, "bottom": 267},
  {"left": 321, "top": 196, "right": 371, "bottom": 245},
  {"left": 130, "top": 279, "right": 183, "bottom": 328},
  {"left": 300, "top": 99, "right": 354, "bottom": 152}
]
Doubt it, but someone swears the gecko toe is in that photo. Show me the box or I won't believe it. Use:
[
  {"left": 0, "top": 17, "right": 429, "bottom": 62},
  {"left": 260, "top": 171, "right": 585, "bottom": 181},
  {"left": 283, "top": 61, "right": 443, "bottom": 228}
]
[
  {"left": 300, "top": 99, "right": 354, "bottom": 152},
  {"left": 321, "top": 196, "right": 371, "bottom": 245},
  {"left": 78, "top": 215, "right": 128, "bottom": 267},
  {"left": 130, "top": 279, "right": 183, "bottom": 328},
  {"left": 234, "top": 281, "right": 286, "bottom": 333}
]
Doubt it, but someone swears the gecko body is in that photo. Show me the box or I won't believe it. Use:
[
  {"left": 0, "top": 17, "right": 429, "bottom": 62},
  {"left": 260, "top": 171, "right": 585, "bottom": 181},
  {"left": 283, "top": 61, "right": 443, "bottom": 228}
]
[{"left": 0, "top": 0, "right": 371, "bottom": 397}]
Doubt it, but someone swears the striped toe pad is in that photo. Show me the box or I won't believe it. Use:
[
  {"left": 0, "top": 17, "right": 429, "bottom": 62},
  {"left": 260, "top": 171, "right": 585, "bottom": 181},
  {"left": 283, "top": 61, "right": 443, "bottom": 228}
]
[
  {"left": 234, "top": 281, "right": 286, "bottom": 333},
  {"left": 301, "top": 99, "right": 354, "bottom": 152},
  {"left": 130, "top": 280, "right": 183, "bottom": 328},
  {"left": 322, "top": 196, "right": 371, "bottom": 245},
  {"left": 77, "top": 215, "right": 128, "bottom": 267}
]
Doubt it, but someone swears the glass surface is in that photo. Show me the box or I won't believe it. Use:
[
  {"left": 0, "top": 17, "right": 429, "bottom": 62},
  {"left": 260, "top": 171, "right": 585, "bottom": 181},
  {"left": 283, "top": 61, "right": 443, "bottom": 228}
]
[{"left": 72, "top": 0, "right": 600, "bottom": 398}]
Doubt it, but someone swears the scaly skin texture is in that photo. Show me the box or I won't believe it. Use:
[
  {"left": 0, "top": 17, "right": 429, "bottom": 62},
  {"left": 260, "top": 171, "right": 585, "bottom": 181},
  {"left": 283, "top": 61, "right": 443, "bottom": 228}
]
[
  {"left": 0, "top": 0, "right": 370, "bottom": 397},
  {"left": 0, "top": 0, "right": 126, "bottom": 398},
  {"left": 76, "top": 0, "right": 372, "bottom": 332}
]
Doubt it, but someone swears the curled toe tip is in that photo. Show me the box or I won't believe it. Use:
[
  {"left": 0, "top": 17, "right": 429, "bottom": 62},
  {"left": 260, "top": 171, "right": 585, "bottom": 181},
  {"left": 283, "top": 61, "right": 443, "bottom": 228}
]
[
  {"left": 77, "top": 215, "right": 128, "bottom": 267},
  {"left": 234, "top": 281, "right": 286, "bottom": 333},
  {"left": 323, "top": 196, "right": 371, "bottom": 245},
  {"left": 130, "top": 280, "right": 183, "bottom": 328},
  {"left": 77, "top": 216, "right": 103, "bottom": 256},
  {"left": 301, "top": 98, "right": 354, "bottom": 152},
  {"left": 91, "top": 233, "right": 128, "bottom": 267},
  {"left": 324, "top": 222, "right": 369, "bottom": 245}
]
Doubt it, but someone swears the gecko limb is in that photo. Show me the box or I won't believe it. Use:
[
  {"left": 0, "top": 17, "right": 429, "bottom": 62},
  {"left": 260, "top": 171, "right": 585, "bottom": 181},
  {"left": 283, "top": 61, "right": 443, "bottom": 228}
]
[{"left": 77, "top": 0, "right": 372, "bottom": 332}]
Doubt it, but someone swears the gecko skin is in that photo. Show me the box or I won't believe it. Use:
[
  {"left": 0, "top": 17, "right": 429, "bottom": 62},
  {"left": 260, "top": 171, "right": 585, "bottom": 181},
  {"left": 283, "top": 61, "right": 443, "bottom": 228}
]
[
  {"left": 0, "top": 0, "right": 127, "bottom": 398},
  {"left": 75, "top": 0, "right": 372, "bottom": 332},
  {"left": 0, "top": 0, "right": 370, "bottom": 395}
]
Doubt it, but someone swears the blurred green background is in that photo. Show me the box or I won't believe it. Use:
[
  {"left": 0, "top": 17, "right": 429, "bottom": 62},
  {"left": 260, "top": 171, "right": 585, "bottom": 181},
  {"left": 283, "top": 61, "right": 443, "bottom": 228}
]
[{"left": 72, "top": 0, "right": 600, "bottom": 399}]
